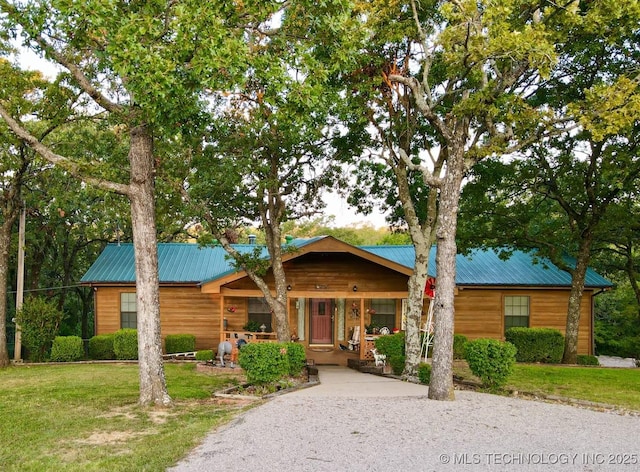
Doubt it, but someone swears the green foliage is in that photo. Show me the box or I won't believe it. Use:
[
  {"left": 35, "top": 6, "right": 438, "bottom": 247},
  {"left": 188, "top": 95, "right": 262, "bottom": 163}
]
[
  {"left": 88, "top": 334, "right": 116, "bottom": 360},
  {"left": 243, "top": 320, "right": 262, "bottom": 332},
  {"left": 595, "top": 288, "right": 640, "bottom": 358},
  {"left": 113, "top": 329, "right": 138, "bottom": 360},
  {"left": 453, "top": 334, "right": 468, "bottom": 360},
  {"left": 389, "top": 355, "right": 406, "bottom": 375},
  {"left": 195, "top": 350, "right": 214, "bottom": 361},
  {"left": 417, "top": 363, "right": 431, "bottom": 384},
  {"left": 50, "top": 336, "right": 84, "bottom": 362},
  {"left": 464, "top": 338, "right": 517, "bottom": 390},
  {"left": 577, "top": 355, "right": 599, "bottom": 366},
  {"left": 285, "top": 342, "right": 306, "bottom": 376},
  {"left": 505, "top": 327, "right": 564, "bottom": 363},
  {"left": 165, "top": 334, "right": 196, "bottom": 354},
  {"left": 374, "top": 332, "right": 405, "bottom": 359},
  {"left": 238, "top": 343, "right": 289, "bottom": 385},
  {"left": 14, "top": 296, "right": 64, "bottom": 362}
]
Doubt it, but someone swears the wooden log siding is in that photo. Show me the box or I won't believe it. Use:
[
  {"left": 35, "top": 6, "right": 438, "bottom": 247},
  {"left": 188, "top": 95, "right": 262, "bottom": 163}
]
[
  {"left": 225, "top": 253, "right": 409, "bottom": 293},
  {"left": 95, "top": 286, "right": 221, "bottom": 351},
  {"left": 451, "top": 288, "right": 593, "bottom": 354}
]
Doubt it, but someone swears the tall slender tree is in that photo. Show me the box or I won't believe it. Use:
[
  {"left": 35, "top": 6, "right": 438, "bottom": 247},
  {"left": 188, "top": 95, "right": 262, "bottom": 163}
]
[{"left": 0, "top": 0, "right": 283, "bottom": 405}]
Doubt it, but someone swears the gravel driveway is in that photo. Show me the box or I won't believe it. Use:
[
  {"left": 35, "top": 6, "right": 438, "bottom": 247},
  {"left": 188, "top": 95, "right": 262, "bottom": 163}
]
[{"left": 169, "top": 366, "right": 639, "bottom": 472}]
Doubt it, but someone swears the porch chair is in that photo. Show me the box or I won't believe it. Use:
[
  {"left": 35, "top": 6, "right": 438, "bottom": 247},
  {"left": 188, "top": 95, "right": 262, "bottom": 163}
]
[{"left": 348, "top": 326, "right": 361, "bottom": 351}]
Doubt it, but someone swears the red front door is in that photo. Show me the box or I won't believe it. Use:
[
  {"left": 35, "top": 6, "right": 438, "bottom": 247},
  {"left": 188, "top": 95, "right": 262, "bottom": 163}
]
[{"left": 310, "top": 299, "right": 333, "bottom": 344}]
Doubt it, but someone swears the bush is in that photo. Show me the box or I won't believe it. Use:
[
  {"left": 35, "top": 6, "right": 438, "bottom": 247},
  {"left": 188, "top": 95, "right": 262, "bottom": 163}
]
[
  {"left": 453, "top": 334, "right": 468, "bottom": 360},
  {"left": 464, "top": 338, "right": 517, "bottom": 390},
  {"left": 417, "top": 363, "right": 431, "bottom": 384},
  {"left": 238, "top": 342, "right": 289, "bottom": 384},
  {"left": 577, "top": 355, "right": 600, "bottom": 366},
  {"left": 284, "top": 342, "right": 306, "bottom": 376},
  {"left": 165, "top": 334, "right": 196, "bottom": 354},
  {"left": 14, "top": 297, "right": 64, "bottom": 362},
  {"left": 505, "top": 327, "right": 564, "bottom": 363},
  {"left": 113, "top": 329, "right": 138, "bottom": 360},
  {"left": 50, "top": 336, "right": 84, "bottom": 362},
  {"left": 375, "top": 332, "right": 405, "bottom": 359},
  {"left": 242, "top": 320, "right": 261, "bottom": 332},
  {"left": 389, "top": 355, "right": 405, "bottom": 375},
  {"left": 195, "top": 350, "right": 213, "bottom": 361},
  {"left": 88, "top": 334, "right": 115, "bottom": 360}
]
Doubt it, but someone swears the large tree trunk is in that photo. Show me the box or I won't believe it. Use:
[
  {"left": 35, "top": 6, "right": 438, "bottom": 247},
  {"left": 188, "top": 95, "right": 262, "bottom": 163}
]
[
  {"left": 264, "top": 220, "right": 291, "bottom": 342},
  {"left": 428, "top": 150, "right": 464, "bottom": 401},
  {"left": 128, "top": 125, "right": 171, "bottom": 407},
  {"left": 562, "top": 235, "right": 593, "bottom": 364},
  {"left": 403, "top": 248, "right": 429, "bottom": 380},
  {"left": 0, "top": 221, "right": 14, "bottom": 368}
]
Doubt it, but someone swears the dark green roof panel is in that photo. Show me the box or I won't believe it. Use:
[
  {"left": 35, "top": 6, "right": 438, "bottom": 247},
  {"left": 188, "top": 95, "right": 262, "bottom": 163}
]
[{"left": 81, "top": 238, "right": 612, "bottom": 288}]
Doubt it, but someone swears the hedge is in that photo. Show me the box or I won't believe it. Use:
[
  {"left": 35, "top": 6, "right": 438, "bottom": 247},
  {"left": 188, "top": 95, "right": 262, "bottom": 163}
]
[
  {"left": 375, "top": 332, "right": 405, "bottom": 359},
  {"left": 505, "top": 327, "right": 564, "bottom": 363},
  {"left": 417, "top": 363, "right": 431, "bottom": 384},
  {"left": 464, "top": 338, "right": 517, "bottom": 390},
  {"left": 165, "top": 334, "right": 196, "bottom": 354},
  {"left": 285, "top": 342, "right": 306, "bottom": 376},
  {"left": 453, "top": 334, "right": 468, "bottom": 360},
  {"left": 113, "top": 329, "right": 138, "bottom": 360},
  {"left": 238, "top": 342, "right": 290, "bottom": 385},
  {"left": 88, "top": 334, "right": 115, "bottom": 360},
  {"left": 577, "top": 355, "right": 599, "bottom": 366},
  {"left": 50, "top": 336, "right": 84, "bottom": 362},
  {"left": 195, "top": 350, "right": 214, "bottom": 361}
]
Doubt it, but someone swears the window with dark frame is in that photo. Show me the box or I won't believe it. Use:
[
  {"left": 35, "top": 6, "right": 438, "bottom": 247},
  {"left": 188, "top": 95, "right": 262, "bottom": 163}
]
[
  {"left": 120, "top": 292, "right": 137, "bottom": 329},
  {"left": 248, "top": 297, "right": 272, "bottom": 332},
  {"left": 370, "top": 299, "right": 396, "bottom": 329},
  {"left": 504, "top": 295, "right": 530, "bottom": 331}
]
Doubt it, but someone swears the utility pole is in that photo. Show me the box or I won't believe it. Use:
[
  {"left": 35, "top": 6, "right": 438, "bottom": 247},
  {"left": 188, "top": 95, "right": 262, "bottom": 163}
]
[{"left": 14, "top": 206, "right": 25, "bottom": 362}]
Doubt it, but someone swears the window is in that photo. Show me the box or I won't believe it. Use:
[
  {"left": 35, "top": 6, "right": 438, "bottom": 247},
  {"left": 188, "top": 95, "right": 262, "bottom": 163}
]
[
  {"left": 504, "top": 296, "right": 529, "bottom": 331},
  {"left": 120, "top": 292, "right": 137, "bottom": 329},
  {"left": 370, "top": 299, "right": 396, "bottom": 330},
  {"left": 248, "top": 297, "right": 272, "bottom": 332}
]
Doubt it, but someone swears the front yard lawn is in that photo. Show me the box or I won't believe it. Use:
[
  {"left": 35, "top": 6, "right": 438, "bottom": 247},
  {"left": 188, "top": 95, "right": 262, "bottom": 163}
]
[
  {"left": 454, "top": 361, "right": 640, "bottom": 411},
  {"left": 0, "top": 363, "right": 251, "bottom": 472}
]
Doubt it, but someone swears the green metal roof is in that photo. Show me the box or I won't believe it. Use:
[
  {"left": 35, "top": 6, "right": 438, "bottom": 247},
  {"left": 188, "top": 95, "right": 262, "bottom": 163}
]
[{"left": 81, "top": 238, "right": 612, "bottom": 288}]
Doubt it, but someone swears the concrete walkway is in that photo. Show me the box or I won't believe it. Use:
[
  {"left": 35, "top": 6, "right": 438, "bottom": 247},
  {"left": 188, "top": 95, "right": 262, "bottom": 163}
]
[
  {"left": 169, "top": 366, "right": 640, "bottom": 472},
  {"left": 289, "top": 365, "right": 429, "bottom": 397}
]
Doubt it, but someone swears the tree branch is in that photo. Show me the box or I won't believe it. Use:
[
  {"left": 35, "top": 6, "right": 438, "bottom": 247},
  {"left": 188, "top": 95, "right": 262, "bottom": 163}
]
[{"left": 0, "top": 103, "right": 130, "bottom": 196}]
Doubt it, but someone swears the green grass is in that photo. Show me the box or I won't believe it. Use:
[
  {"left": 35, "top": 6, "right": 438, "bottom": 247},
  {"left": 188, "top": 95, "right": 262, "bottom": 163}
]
[
  {"left": 0, "top": 363, "right": 251, "bottom": 472},
  {"left": 454, "top": 361, "right": 640, "bottom": 410}
]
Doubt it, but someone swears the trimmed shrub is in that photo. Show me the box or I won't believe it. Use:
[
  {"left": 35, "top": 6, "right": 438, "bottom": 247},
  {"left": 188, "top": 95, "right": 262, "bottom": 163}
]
[
  {"left": 284, "top": 342, "right": 306, "bottom": 376},
  {"left": 375, "top": 332, "right": 405, "bottom": 359},
  {"left": 195, "top": 350, "right": 214, "bottom": 361},
  {"left": 113, "top": 329, "right": 138, "bottom": 360},
  {"left": 238, "top": 342, "right": 289, "bottom": 385},
  {"left": 88, "top": 334, "right": 115, "bottom": 360},
  {"left": 165, "top": 334, "right": 196, "bottom": 354},
  {"left": 50, "top": 336, "right": 84, "bottom": 362},
  {"left": 453, "top": 334, "right": 468, "bottom": 360},
  {"left": 505, "top": 327, "right": 564, "bottom": 363},
  {"left": 577, "top": 355, "right": 599, "bottom": 366},
  {"left": 464, "top": 338, "right": 517, "bottom": 390},
  {"left": 389, "top": 355, "right": 405, "bottom": 375},
  {"left": 14, "top": 296, "right": 64, "bottom": 362},
  {"left": 417, "top": 363, "right": 431, "bottom": 384}
]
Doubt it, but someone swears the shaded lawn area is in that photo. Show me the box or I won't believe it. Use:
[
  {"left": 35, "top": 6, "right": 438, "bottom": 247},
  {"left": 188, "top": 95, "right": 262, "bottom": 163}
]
[
  {"left": 0, "top": 363, "right": 251, "bottom": 472},
  {"left": 507, "top": 364, "right": 640, "bottom": 410},
  {"left": 454, "top": 361, "right": 640, "bottom": 411}
]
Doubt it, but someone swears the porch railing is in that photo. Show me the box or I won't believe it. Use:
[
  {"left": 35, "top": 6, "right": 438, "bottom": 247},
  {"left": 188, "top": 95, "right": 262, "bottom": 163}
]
[{"left": 221, "top": 330, "right": 278, "bottom": 344}]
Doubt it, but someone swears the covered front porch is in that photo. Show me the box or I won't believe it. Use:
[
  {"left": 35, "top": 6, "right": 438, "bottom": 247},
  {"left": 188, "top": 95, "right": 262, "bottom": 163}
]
[{"left": 218, "top": 294, "right": 410, "bottom": 366}]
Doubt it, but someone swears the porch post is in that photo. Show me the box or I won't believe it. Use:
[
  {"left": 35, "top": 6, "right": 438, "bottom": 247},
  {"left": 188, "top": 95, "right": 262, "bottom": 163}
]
[
  {"left": 359, "top": 297, "right": 365, "bottom": 360},
  {"left": 220, "top": 293, "right": 225, "bottom": 344}
]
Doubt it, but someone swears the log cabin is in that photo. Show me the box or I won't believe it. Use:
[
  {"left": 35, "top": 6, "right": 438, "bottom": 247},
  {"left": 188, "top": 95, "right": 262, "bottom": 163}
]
[{"left": 81, "top": 236, "right": 612, "bottom": 364}]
